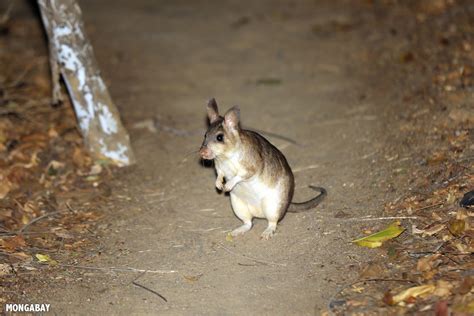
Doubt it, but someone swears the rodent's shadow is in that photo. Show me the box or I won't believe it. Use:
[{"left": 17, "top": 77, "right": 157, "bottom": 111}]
[{"left": 198, "top": 158, "right": 214, "bottom": 169}]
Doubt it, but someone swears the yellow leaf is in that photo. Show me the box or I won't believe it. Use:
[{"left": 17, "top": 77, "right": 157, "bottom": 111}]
[
  {"left": 352, "top": 221, "right": 405, "bottom": 248},
  {"left": 448, "top": 219, "right": 465, "bottom": 236},
  {"left": 392, "top": 284, "right": 435, "bottom": 304},
  {"left": 353, "top": 240, "right": 382, "bottom": 248},
  {"left": 226, "top": 233, "right": 233, "bottom": 242},
  {"left": 35, "top": 253, "right": 57, "bottom": 265},
  {"left": 433, "top": 280, "right": 453, "bottom": 297},
  {"left": 21, "top": 214, "right": 30, "bottom": 225},
  {"left": 453, "top": 299, "right": 474, "bottom": 313}
]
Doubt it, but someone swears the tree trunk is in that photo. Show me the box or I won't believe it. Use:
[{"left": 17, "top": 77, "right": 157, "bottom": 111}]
[{"left": 37, "top": 0, "right": 135, "bottom": 166}]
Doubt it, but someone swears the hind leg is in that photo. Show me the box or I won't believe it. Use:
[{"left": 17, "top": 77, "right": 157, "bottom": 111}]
[
  {"left": 229, "top": 194, "right": 253, "bottom": 236},
  {"left": 261, "top": 197, "right": 284, "bottom": 240}
]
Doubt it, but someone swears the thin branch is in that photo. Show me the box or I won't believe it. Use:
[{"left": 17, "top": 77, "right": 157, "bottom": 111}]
[
  {"left": 341, "top": 216, "right": 418, "bottom": 222},
  {"left": 132, "top": 281, "right": 168, "bottom": 302},
  {"left": 57, "top": 264, "right": 177, "bottom": 274},
  {"left": 18, "top": 211, "right": 63, "bottom": 234},
  {"left": 217, "top": 242, "right": 287, "bottom": 267},
  {"left": 413, "top": 202, "right": 443, "bottom": 212}
]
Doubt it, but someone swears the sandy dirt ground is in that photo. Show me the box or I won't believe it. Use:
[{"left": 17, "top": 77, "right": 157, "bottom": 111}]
[{"left": 3, "top": 0, "right": 472, "bottom": 315}]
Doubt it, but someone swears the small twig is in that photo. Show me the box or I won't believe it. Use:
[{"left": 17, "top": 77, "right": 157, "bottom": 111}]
[
  {"left": 65, "top": 201, "right": 76, "bottom": 214},
  {"left": 18, "top": 211, "right": 63, "bottom": 234},
  {"left": 217, "top": 242, "right": 287, "bottom": 267},
  {"left": 413, "top": 202, "right": 443, "bottom": 212},
  {"left": 57, "top": 264, "right": 177, "bottom": 274},
  {"left": 132, "top": 272, "right": 167, "bottom": 302},
  {"left": 341, "top": 216, "right": 418, "bottom": 222},
  {"left": 0, "top": 231, "right": 59, "bottom": 237}
]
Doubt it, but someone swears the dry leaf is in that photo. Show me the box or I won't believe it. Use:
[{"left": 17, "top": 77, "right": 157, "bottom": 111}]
[
  {"left": 0, "top": 263, "right": 12, "bottom": 276},
  {"left": 433, "top": 280, "right": 453, "bottom": 297},
  {"left": 412, "top": 223, "right": 445, "bottom": 236},
  {"left": 392, "top": 284, "right": 436, "bottom": 304},
  {"left": 453, "top": 300, "right": 474, "bottom": 314},
  {"left": 454, "top": 276, "right": 474, "bottom": 295},
  {"left": 417, "top": 254, "right": 441, "bottom": 272},
  {"left": 48, "top": 127, "right": 59, "bottom": 138},
  {"left": 0, "top": 235, "right": 26, "bottom": 251},
  {"left": 446, "top": 193, "right": 456, "bottom": 204},
  {"left": 448, "top": 219, "right": 466, "bottom": 236},
  {"left": 88, "top": 164, "right": 102, "bottom": 176},
  {"left": 0, "top": 178, "right": 12, "bottom": 199},
  {"left": 183, "top": 274, "right": 203, "bottom": 282}
]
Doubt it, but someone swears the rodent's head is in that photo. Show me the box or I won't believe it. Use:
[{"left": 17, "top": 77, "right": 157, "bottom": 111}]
[{"left": 200, "top": 98, "right": 241, "bottom": 160}]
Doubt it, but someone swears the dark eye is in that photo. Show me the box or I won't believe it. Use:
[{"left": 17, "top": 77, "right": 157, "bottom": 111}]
[{"left": 216, "top": 134, "right": 224, "bottom": 142}]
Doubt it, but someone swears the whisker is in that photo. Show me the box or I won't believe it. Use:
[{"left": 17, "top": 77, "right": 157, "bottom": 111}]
[
  {"left": 183, "top": 149, "right": 199, "bottom": 158},
  {"left": 178, "top": 148, "right": 201, "bottom": 165}
]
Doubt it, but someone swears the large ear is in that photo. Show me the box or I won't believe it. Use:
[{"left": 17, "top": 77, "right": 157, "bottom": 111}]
[
  {"left": 207, "top": 98, "right": 219, "bottom": 123},
  {"left": 223, "top": 106, "right": 240, "bottom": 133}
]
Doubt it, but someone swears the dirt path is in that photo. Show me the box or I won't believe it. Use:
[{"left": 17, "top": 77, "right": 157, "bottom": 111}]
[{"left": 35, "top": 0, "right": 401, "bottom": 314}]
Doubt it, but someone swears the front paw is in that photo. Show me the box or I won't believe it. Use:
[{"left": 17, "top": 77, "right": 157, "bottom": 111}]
[
  {"left": 215, "top": 179, "right": 224, "bottom": 191},
  {"left": 223, "top": 182, "right": 234, "bottom": 192}
]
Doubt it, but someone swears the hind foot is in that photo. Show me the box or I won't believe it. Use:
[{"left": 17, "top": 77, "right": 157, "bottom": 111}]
[
  {"left": 260, "top": 222, "right": 277, "bottom": 240},
  {"left": 231, "top": 222, "right": 252, "bottom": 237}
]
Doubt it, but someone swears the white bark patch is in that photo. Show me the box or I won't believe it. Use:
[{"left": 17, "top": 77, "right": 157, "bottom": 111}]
[
  {"left": 57, "top": 44, "right": 86, "bottom": 89},
  {"left": 53, "top": 24, "right": 72, "bottom": 38},
  {"left": 77, "top": 90, "right": 95, "bottom": 132},
  {"left": 98, "top": 103, "right": 118, "bottom": 135},
  {"left": 99, "top": 140, "right": 130, "bottom": 166},
  {"left": 95, "top": 76, "right": 107, "bottom": 92}
]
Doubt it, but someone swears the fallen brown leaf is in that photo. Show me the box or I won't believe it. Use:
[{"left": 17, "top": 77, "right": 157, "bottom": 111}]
[
  {"left": 453, "top": 276, "right": 474, "bottom": 295},
  {"left": 0, "top": 235, "right": 26, "bottom": 251},
  {"left": 392, "top": 284, "right": 436, "bottom": 304},
  {"left": 417, "top": 254, "right": 441, "bottom": 273}
]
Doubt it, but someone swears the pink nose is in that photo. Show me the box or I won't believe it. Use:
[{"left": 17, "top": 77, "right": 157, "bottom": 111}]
[{"left": 199, "top": 147, "right": 212, "bottom": 159}]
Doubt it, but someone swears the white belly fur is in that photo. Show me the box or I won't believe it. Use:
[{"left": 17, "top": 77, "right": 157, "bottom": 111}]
[
  {"left": 215, "top": 156, "right": 285, "bottom": 219},
  {"left": 231, "top": 177, "right": 283, "bottom": 219}
]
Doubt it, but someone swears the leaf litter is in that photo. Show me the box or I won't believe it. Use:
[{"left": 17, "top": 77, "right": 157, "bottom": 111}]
[
  {"left": 330, "top": 0, "right": 474, "bottom": 314},
  {"left": 0, "top": 8, "right": 115, "bottom": 304}
]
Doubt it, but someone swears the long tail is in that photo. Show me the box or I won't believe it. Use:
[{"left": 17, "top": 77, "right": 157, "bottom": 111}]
[{"left": 287, "top": 186, "right": 327, "bottom": 213}]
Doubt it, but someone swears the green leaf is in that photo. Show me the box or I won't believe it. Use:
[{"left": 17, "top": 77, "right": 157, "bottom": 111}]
[
  {"left": 352, "top": 221, "right": 405, "bottom": 248},
  {"left": 35, "top": 253, "right": 58, "bottom": 265}
]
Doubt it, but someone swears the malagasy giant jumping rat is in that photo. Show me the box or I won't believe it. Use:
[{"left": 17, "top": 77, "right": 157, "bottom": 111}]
[{"left": 200, "top": 98, "right": 326, "bottom": 239}]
